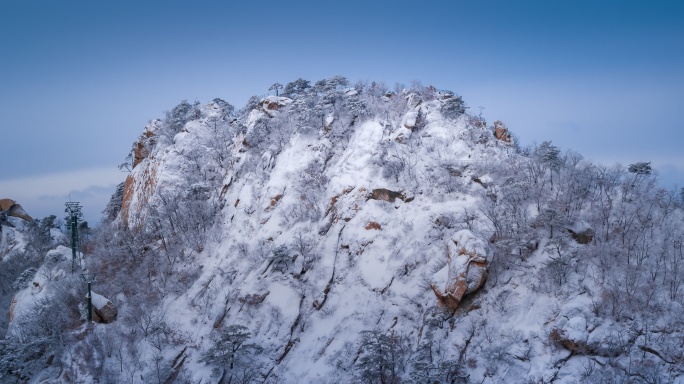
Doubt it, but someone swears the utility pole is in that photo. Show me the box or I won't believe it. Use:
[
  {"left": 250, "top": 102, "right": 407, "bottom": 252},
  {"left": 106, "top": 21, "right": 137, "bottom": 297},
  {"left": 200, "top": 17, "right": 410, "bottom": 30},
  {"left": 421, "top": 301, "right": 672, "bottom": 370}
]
[
  {"left": 81, "top": 272, "right": 96, "bottom": 324},
  {"left": 65, "top": 202, "right": 82, "bottom": 274},
  {"left": 87, "top": 281, "right": 92, "bottom": 322}
]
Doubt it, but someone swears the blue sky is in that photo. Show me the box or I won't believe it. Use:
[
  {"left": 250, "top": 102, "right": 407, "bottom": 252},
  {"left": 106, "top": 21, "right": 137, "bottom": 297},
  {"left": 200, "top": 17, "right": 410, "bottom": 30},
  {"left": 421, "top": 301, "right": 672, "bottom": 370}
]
[{"left": 1, "top": 0, "right": 683, "bottom": 223}]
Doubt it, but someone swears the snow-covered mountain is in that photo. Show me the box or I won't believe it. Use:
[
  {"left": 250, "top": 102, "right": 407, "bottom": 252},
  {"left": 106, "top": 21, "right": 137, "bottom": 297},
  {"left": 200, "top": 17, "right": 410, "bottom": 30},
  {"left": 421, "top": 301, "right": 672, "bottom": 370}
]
[{"left": 2, "top": 77, "right": 684, "bottom": 383}]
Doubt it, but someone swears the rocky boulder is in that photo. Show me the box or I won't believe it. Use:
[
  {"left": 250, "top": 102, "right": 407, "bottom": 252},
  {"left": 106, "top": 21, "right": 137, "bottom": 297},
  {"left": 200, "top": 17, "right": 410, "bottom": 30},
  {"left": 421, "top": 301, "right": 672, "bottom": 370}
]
[
  {"left": 567, "top": 221, "right": 594, "bottom": 244},
  {"left": 494, "top": 120, "right": 511, "bottom": 143},
  {"left": 261, "top": 96, "right": 292, "bottom": 116},
  {"left": 369, "top": 188, "right": 413, "bottom": 203},
  {"left": 550, "top": 316, "right": 590, "bottom": 353},
  {"left": 0, "top": 198, "right": 33, "bottom": 221},
  {"left": 90, "top": 292, "right": 118, "bottom": 323},
  {"left": 431, "top": 229, "right": 488, "bottom": 311}
]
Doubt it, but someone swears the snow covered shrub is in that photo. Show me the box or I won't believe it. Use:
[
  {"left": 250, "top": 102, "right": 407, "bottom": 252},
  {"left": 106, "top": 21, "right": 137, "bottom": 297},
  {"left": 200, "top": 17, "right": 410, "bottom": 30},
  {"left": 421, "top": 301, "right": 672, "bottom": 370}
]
[
  {"left": 0, "top": 255, "right": 27, "bottom": 299},
  {"left": 10, "top": 267, "right": 36, "bottom": 291},
  {"left": 203, "top": 117, "right": 236, "bottom": 167},
  {"left": 411, "top": 335, "right": 469, "bottom": 384},
  {"left": 540, "top": 237, "right": 575, "bottom": 290},
  {"left": 430, "top": 163, "right": 464, "bottom": 194},
  {"left": 0, "top": 278, "right": 82, "bottom": 380},
  {"left": 373, "top": 142, "right": 405, "bottom": 182},
  {"left": 245, "top": 118, "right": 272, "bottom": 152},
  {"left": 281, "top": 194, "right": 321, "bottom": 225},
  {"left": 173, "top": 100, "right": 198, "bottom": 128},
  {"left": 290, "top": 231, "right": 318, "bottom": 274},
  {"left": 151, "top": 188, "right": 218, "bottom": 254},
  {"left": 382, "top": 160, "right": 405, "bottom": 182},
  {"left": 0, "top": 334, "right": 47, "bottom": 381},
  {"left": 269, "top": 245, "right": 292, "bottom": 274}
]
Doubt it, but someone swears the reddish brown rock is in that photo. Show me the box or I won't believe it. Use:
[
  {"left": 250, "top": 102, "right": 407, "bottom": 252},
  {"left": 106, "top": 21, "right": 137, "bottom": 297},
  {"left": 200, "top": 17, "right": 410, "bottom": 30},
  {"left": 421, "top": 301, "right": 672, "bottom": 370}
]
[
  {"left": 119, "top": 163, "right": 158, "bottom": 227},
  {"left": 0, "top": 199, "right": 14, "bottom": 211},
  {"left": 494, "top": 120, "right": 511, "bottom": 143},
  {"left": 0, "top": 198, "right": 33, "bottom": 221},
  {"left": 93, "top": 302, "right": 118, "bottom": 324},
  {"left": 8, "top": 295, "right": 18, "bottom": 323},
  {"left": 370, "top": 189, "right": 408, "bottom": 203},
  {"left": 365, "top": 221, "right": 382, "bottom": 230}
]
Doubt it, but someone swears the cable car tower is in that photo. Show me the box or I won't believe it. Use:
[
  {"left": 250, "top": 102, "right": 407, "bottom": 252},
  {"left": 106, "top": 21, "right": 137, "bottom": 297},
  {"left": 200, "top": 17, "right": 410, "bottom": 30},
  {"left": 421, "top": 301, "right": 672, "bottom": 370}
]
[{"left": 65, "top": 201, "right": 83, "bottom": 274}]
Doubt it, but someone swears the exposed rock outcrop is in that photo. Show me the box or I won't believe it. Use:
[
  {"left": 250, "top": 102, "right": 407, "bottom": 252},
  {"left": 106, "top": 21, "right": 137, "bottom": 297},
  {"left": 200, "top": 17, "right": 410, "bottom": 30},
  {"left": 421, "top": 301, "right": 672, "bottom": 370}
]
[
  {"left": 0, "top": 199, "right": 14, "bottom": 211},
  {"left": 119, "top": 162, "right": 159, "bottom": 227},
  {"left": 364, "top": 221, "right": 382, "bottom": 230},
  {"left": 431, "top": 230, "right": 489, "bottom": 311},
  {"left": 133, "top": 138, "right": 149, "bottom": 168},
  {"left": 494, "top": 120, "right": 511, "bottom": 143},
  {"left": 262, "top": 96, "right": 292, "bottom": 116},
  {"left": 325, "top": 187, "right": 366, "bottom": 223},
  {"left": 8, "top": 295, "right": 18, "bottom": 323},
  {"left": 0, "top": 198, "right": 33, "bottom": 221},
  {"left": 550, "top": 316, "right": 589, "bottom": 353},
  {"left": 369, "top": 188, "right": 413, "bottom": 203},
  {"left": 568, "top": 227, "right": 594, "bottom": 244},
  {"left": 132, "top": 124, "right": 157, "bottom": 169}
]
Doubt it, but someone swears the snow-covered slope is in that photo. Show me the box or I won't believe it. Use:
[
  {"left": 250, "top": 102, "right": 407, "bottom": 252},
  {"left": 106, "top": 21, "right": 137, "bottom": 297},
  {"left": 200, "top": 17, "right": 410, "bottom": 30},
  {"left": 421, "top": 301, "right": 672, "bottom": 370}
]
[{"left": 114, "top": 86, "right": 508, "bottom": 382}]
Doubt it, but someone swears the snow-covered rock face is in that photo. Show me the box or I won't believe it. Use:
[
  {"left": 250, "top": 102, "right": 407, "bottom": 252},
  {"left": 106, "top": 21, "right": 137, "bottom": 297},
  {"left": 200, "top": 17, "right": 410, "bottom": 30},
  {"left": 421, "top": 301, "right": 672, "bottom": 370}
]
[
  {"left": 7, "top": 246, "right": 71, "bottom": 327},
  {"left": 103, "top": 81, "right": 514, "bottom": 382},
  {"left": 1, "top": 198, "right": 33, "bottom": 262}
]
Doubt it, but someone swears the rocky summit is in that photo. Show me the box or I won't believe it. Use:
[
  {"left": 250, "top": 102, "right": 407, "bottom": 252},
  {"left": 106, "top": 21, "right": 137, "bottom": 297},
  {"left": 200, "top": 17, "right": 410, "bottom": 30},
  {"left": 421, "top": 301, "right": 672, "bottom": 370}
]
[{"left": 2, "top": 77, "right": 684, "bottom": 383}]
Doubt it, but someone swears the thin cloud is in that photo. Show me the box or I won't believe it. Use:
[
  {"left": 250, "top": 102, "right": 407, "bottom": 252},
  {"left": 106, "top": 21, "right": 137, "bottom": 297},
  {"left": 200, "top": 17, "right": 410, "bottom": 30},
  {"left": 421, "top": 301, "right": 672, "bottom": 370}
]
[
  {"left": 39, "top": 184, "right": 117, "bottom": 202},
  {"left": 0, "top": 167, "right": 126, "bottom": 223}
]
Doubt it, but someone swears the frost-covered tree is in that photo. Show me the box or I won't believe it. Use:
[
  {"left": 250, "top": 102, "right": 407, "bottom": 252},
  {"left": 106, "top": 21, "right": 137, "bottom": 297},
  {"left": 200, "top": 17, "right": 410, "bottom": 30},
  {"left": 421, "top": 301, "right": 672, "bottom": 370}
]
[
  {"left": 534, "top": 141, "right": 562, "bottom": 187},
  {"left": 411, "top": 337, "right": 468, "bottom": 384},
  {"left": 628, "top": 161, "right": 652, "bottom": 175},
  {"left": 242, "top": 95, "right": 261, "bottom": 114},
  {"left": 268, "top": 82, "right": 283, "bottom": 96},
  {"left": 268, "top": 245, "right": 292, "bottom": 274},
  {"left": 440, "top": 95, "right": 466, "bottom": 119},
  {"left": 245, "top": 118, "right": 274, "bottom": 152},
  {"left": 354, "top": 330, "right": 408, "bottom": 384},
  {"left": 103, "top": 181, "right": 126, "bottom": 222},
  {"left": 283, "top": 78, "right": 311, "bottom": 98},
  {"left": 201, "top": 324, "right": 263, "bottom": 379},
  {"left": 212, "top": 97, "right": 235, "bottom": 120},
  {"left": 167, "top": 100, "right": 193, "bottom": 132}
]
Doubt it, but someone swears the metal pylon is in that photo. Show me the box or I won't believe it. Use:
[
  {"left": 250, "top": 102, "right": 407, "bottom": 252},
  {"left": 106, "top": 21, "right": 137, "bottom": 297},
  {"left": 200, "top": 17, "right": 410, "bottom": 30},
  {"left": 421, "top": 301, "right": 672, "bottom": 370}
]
[{"left": 65, "top": 202, "right": 82, "bottom": 274}]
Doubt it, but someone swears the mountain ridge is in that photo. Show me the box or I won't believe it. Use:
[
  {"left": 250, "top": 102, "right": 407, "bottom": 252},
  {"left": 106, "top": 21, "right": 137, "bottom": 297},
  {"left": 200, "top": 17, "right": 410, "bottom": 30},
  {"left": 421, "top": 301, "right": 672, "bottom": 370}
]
[{"left": 2, "top": 77, "right": 683, "bottom": 383}]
